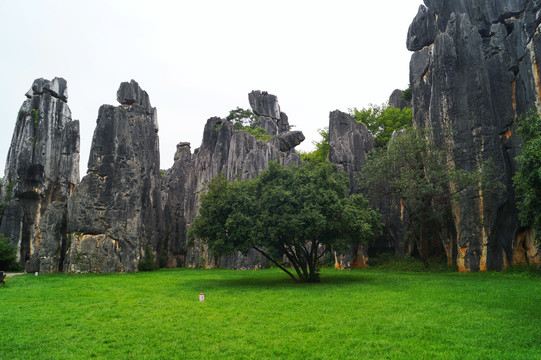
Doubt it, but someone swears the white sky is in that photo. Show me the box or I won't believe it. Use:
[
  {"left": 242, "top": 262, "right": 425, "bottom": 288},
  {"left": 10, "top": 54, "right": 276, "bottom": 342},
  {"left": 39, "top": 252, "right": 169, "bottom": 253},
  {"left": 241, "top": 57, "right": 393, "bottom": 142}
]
[{"left": 0, "top": 0, "right": 422, "bottom": 177}]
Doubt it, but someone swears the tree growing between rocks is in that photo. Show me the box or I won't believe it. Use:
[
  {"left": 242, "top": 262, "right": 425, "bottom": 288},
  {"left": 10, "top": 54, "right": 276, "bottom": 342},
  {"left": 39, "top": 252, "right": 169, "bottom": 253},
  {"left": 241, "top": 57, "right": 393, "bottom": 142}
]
[
  {"left": 349, "top": 103, "right": 412, "bottom": 148},
  {"left": 361, "top": 126, "right": 502, "bottom": 267},
  {"left": 189, "top": 161, "right": 381, "bottom": 282},
  {"left": 513, "top": 110, "right": 541, "bottom": 242},
  {"left": 299, "top": 127, "right": 330, "bottom": 163}
]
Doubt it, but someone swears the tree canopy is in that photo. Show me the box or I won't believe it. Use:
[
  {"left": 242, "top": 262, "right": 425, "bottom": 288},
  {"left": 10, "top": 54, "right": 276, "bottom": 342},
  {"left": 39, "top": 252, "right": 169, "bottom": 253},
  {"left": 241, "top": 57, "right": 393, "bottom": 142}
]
[
  {"left": 513, "top": 110, "right": 541, "bottom": 238},
  {"left": 189, "top": 161, "right": 381, "bottom": 282},
  {"left": 349, "top": 103, "right": 412, "bottom": 148},
  {"left": 225, "top": 107, "right": 272, "bottom": 141}
]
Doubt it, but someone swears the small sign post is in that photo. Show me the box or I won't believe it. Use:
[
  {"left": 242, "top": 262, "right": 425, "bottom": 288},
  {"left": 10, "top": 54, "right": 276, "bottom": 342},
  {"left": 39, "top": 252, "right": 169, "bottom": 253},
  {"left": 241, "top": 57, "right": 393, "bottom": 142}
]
[{"left": 199, "top": 293, "right": 205, "bottom": 302}]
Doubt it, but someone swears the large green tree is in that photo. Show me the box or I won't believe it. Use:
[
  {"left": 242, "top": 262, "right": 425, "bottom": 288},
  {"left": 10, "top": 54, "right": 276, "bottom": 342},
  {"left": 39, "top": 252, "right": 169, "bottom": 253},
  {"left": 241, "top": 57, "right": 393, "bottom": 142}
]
[
  {"left": 361, "top": 126, "right": 498, "bottom": 266},
  {"left": 513, "top": 110, "right": 541, "bottom": 238},
  {"left": 349, "top": 103, "right": 412, "bottom": 148},
  {"left": 189, "top": 161, "right": 381, "bottom": 282}
]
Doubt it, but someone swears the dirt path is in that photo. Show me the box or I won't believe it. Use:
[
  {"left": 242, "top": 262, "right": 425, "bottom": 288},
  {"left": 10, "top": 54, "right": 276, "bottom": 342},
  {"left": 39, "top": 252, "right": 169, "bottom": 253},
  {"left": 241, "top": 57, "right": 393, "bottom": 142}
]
[{"left": 5, "top": 272, "right": 25, "bottom": 278}]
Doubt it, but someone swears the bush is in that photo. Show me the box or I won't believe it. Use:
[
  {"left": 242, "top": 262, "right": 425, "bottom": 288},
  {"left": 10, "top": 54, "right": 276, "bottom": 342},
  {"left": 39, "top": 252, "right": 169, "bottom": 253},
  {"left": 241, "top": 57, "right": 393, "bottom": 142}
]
[
  {"left": 0, "top": 234, "right": 17, "bottom": 270},
  {"left": 138, "top": 244, "right": 158, "bottom": 272}
]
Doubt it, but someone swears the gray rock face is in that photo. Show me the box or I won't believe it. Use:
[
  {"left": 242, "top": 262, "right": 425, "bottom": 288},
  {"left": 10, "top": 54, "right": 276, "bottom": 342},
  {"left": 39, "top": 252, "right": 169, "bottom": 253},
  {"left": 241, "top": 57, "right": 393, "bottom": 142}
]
[
  {"left": 327, "top": 110, "right": 374, "bottom": 268},
  {"left": 248, "top": 90, "right": 290, "bottom": 135},
  {"left": 408, "top": 0, "right": 541, "bottom": 271},
  {"left": 64, "top": 81, "right": 162, "bottom": 273},
  {"left": 389, "top": 89, "right": 410, "bottom": 110},
  {"left": 328, "top": 110, "right": 374, "bottom": 194},
  {"left": 0, "top": 77, "right": 79, "bottom": 273},
  {"left": 162, "top": 94, "right": 304, "bottom": 269}
]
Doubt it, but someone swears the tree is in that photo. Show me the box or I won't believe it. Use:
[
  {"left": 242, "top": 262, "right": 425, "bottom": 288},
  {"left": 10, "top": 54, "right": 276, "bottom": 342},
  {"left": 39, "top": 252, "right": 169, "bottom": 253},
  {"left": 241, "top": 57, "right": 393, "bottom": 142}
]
[
  {"left": 349, "top": 103, "right": 412, "bottom": 147},
  {"left": 225, "top": 107, "right": 273, "bottom": 141},
  {"left": 513, "top": 110, "right": 541, "bottom": 239},
  {"left": 189, "top": 161, "right": 381, "bottom": 282},
  {"left": 361, "top": 126, "right": 498, "bottom": 266},
  {"left": 0, "top": 234, "right": 17, "bottom": 270},
  {"left": 226, "top": 107, "right": 259, "bottom": 129},
  {"left": 298, "top": 127, "right": 330, "bottom": 163}
]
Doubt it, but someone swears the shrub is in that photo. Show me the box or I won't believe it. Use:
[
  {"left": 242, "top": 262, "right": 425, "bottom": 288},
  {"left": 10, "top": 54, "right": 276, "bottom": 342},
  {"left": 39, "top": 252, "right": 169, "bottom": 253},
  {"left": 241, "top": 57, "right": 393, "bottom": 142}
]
[
  {"left": 0, "top": 234, "right": 17, "bottom": 270},
  {"left": 138, "top": 243, "right": 158, "bottom": 271}
]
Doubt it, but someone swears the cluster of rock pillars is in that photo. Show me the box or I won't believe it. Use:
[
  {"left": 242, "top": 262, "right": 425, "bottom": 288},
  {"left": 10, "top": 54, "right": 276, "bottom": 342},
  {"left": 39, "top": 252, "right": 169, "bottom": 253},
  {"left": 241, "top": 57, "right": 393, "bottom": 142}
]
[{"left": 1, "top": 0, "right": 541, "bottom": 273}]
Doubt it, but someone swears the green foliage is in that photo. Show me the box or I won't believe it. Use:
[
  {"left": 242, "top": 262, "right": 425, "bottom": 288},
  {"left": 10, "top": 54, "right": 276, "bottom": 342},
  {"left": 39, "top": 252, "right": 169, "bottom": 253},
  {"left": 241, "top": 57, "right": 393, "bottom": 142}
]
[
  {"left": 361, "top": 126, "right": 501, "bottom": 266},
  {"left": 349, "top": 103, "right": 412, "bottom": 147},
  {"left": 224, "top": 107, "right": 274, "bottom": 141},
  {"left": 138, "top": 243, "right": 158, "bottom": 271},
  {"left": 189, "top": 162, "right": 381, "bottom": 282},
  {"left": 7, "top": 182, "right": 15, "bottom": 202},
  {"left": 0, "top": 234, "right": 17, "bottom": 270},
  {"left": 240, "top": 126, "right": 273, "bottom": 141},
  {"left": 400, "top": 86, "right": 413, "bottom": 102},
  {"left": 226, "top": 107, "right": 259, "bottom": 129},
  {"left": 1, "top": 269, "right": 541, "bottom": 359},
  {"left": 299, "top": 127, "right": 330, "bottom": 163},
  {"left": 32, "top": 109, "right": 39, "bottom": 126},
  {"left": 159, "top": 169, "right": 166, "bottom": 179},
  {"left": 513, "top": 110, "right": 541, "bottom": 239}
]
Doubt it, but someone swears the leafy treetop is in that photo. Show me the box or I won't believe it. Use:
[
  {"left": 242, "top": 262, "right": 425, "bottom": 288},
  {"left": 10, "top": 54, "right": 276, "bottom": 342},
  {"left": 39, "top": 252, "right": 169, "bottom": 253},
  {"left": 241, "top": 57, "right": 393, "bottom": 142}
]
[{"left": 349, "top": 103, "right": 412, "bottom": 148}]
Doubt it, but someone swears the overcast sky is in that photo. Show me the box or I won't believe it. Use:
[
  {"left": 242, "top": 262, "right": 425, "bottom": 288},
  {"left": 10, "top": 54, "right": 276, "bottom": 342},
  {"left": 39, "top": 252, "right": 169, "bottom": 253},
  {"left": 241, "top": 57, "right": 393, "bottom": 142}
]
[{"left": 0, "top": 0, "right": 422, "bottom": 177}]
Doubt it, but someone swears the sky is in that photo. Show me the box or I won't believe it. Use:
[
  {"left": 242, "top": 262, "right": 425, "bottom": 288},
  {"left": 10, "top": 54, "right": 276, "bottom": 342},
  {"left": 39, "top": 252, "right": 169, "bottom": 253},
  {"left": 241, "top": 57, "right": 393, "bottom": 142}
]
[{"left": 0, "top": 0, "right": 423, "bottom": 177}]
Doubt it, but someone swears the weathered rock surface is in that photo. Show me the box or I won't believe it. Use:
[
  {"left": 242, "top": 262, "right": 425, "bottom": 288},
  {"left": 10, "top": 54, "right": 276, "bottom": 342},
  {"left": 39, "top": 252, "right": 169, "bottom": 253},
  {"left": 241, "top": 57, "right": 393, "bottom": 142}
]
[
  {"left": 389, "top": 89, "right": 410, "bottom": 110},
  {"left": 0, "top": 77, "right": 79, "bottom": 273},
  {"left": 327, "top": 110, "right": 374, "bottom": 268},
  {"left": 162, "top": 93, "right": 304, "bottom": 269},
  {"left": 328, "top": 110, "right": 374, "bottom": 194},
  {"left": 64, "top": 80, "right": 162, "bottom": 273},
  {"left": 408, "top": 0, "right": 541, "bottom": 271},
  {"left": 248, "top": 90, "right": 290, "bottom": 135}
]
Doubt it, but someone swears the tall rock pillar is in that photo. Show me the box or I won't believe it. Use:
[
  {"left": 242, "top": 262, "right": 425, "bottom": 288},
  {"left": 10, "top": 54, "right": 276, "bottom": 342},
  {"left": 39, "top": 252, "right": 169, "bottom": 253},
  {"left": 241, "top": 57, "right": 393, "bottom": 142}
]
[
  {"left": 0, "top": 77, "right": 80, "bottom": 273},
  {"left": 65, "top": 80, "right": 162, "bottom": 273},
  {"left": 408, "top": 0, "right": 541, "bottom": 271}
]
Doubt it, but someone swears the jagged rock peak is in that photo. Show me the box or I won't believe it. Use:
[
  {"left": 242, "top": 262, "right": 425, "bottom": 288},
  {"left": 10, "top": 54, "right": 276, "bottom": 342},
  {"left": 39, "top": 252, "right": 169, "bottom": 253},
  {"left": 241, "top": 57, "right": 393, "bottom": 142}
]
[
  {"left": 248, "top": 90, "right": 281, "bottom": 119},
  {"left": 174, "top": 142, "right": 192, "bottom": 161},
  {"left": 25, "top": 77, "right": 68, "bottom": 102},
  {"left": 117, "top": 79, "right": 152, "bottom": 109},
  {"left": 248, "top": 90, "right": 291, "bottom": 136}
]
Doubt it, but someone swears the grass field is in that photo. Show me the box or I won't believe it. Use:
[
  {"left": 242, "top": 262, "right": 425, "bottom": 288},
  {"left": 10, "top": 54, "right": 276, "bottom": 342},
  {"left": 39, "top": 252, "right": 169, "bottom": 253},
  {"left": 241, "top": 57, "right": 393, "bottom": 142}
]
[{"left": 1, "top": 267, "right": 540, "bottom": 359}]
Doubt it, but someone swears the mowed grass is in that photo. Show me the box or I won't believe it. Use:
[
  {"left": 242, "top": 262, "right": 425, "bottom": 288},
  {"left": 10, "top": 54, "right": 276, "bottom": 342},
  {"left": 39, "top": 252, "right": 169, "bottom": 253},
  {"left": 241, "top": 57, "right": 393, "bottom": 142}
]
[{"left": 1, "top": 268, "right": 540, "bottom": 359}]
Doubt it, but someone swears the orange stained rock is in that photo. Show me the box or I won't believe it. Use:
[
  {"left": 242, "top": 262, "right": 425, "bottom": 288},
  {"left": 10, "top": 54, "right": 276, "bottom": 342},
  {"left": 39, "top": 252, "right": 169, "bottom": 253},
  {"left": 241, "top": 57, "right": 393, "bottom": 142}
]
[
  {"left": 457, "top": 246, "right": 468, "bottom": 273},
  {"left": 511, "top": 80, "right": 517, "bottom": 119}
]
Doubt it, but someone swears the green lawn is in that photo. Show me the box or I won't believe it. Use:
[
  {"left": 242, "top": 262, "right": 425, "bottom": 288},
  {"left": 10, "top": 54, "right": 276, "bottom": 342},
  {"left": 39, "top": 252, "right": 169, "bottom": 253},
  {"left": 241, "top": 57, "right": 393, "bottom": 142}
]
[{"left": 1, "top": 268, "right": 540, "bottom": 359}]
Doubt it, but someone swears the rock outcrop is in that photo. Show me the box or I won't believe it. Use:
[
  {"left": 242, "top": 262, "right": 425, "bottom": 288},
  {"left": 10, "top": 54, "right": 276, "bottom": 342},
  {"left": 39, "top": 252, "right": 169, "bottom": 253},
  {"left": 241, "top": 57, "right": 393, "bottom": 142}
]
[
  {"left": 327, "top": 110, "right": 374, "bottom": 269},
  {"left": 0, "top": 77, "right": 79, "bottom": 273},
  {"left": 408, "top": 0, "right": 541, "bottom": 271},
  {"left": 389, "top": 89, "right": 411, "bottom": 110},
  {"left": 162, "top": 92, "right": 304, "bottom": 269},
  {"left": 248, "top": 90, "right": 291, "bottom": 135},
  {"left": 64, "top": 80, "right": 162, "bottom": 273}
]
